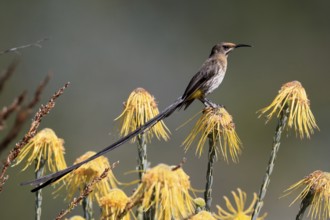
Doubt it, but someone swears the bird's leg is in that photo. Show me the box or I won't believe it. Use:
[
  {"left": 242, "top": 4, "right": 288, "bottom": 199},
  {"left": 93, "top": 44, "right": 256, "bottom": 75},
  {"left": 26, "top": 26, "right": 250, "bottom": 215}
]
[
  {"left": 199, "top": 97, "right": 218, "bottom": 108},
  {"left": 201, "top": 98, "right": 215, "bottom": 107},
  {"left": 199, "top": 97, "right": 225, "bottom": 109}
]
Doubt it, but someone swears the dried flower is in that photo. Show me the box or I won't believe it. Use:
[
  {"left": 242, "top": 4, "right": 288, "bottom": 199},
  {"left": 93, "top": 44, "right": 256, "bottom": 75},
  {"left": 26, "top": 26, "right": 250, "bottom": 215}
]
[
  {"left": 116, "top": 87, "right": 170, "bottom": 142},
  {"left": 131, "top": 163, "right": 194, "bottom": 219},
  {"left": 183, "top": 106, "right": 242, "bottom": 162},
  {"left": 259, "top": 81, "right": 318, "bottom": 138},
  {"left": 215, "top": 188, "right": 267, "bottom": 220},
  {"left": 13, "top": 128, "right": 67, "bottom": 172},
  {"left": 189, "top": 210, "right": 216, "bottom": 220},
  {"left": 99, "top": 188, "right": 130, "bottom": 220},
  {"left": 284, "top": 170, "right": 330, "bottom": 220},
  {"left": 63, "top": 151, "right": 118, "bottom": 203}
]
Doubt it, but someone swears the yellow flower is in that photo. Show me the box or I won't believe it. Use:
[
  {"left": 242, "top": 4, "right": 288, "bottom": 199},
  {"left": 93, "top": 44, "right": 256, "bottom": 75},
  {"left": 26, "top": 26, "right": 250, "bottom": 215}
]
[
  {"left": 215, "top": 188, "right": 267, "bottom": 220},
  {"left": 183, "top": 106, "right": 242, "bottom": 162},
  {"left": 189, "top": 211, "right": 217, "bottom": 220},
  {"left": 131, "top": 163, "right": 194, "bottom": 219},
  {"left": 65, "top": 216, "right": 85, "bottom": 220},
  {"left": 99, "top": 188, "right": 130, "bottom": 220},
  {"left": 284, "top": 170, "right": 330, "bottom": 220},
  {"left": 193, "top": 197, "right": 206, "bottom": 208},
  {"left": 63, "top": 151, "right": 118, "bottom": 203},
  {"left": 13, "top": 128, "right": 67, "bottom": 172},
  {"left": 115, "top": 87, "right": 170, "bottom": 143},
  {"left": 259, "top": 81, "right": 318, "bottom": 138}
]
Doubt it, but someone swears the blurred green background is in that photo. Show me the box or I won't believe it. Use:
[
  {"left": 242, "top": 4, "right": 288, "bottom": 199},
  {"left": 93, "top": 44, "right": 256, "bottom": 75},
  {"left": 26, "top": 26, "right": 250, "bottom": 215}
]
[{"left": 1, "top": 1, "right": 330, "bottom": 219}]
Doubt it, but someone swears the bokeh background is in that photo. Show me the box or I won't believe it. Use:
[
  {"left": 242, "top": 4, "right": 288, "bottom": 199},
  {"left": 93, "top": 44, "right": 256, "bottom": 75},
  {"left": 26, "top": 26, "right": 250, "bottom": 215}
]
[{"left": 1, "top": 1, "right": 330, "bottom": 219}]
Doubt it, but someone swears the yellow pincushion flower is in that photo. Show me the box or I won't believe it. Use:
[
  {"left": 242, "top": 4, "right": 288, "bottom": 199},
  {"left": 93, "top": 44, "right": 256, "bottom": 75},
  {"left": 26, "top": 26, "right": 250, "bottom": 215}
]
[
  {"left": 183, "top": 106, "right": 242, "bottom": 162},
  {"left": 65, "top": 216, "right": 85, "bottom": 220},
  {"left": 13, "top": 128, "right": 67, "bottom": 172},
  {"left": 130, "top": 163, "right": 194, "bottom": 219},
  {"left": 116, "top": 87, "right": 170, "bottom": 143},
  {"left": 189, "top": 211, "right": 217, "bottom": 220},
  {"left": 194, "top": 197, "right": 206, "bottom": 208},
  {"left": 284, "top": 170, "right": 330, "bottom": 220},
  {"left": 99, "top": 188, "right": 130, "bottom": 220},
  {"left": 215, "top": 188, "right": 267, "bottom": 220},
  {"left": 259, "top": 81, "right": 318, "bottom": 138},
  {"left": 63, "top": 151, "right": 118, "bottom": 203}
]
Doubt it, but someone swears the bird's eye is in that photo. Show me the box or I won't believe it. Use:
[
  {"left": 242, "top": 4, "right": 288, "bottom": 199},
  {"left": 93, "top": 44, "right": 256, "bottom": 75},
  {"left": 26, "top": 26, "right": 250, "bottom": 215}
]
[{"left": 223, "top": 45, "right": 229, "bottom": 50}]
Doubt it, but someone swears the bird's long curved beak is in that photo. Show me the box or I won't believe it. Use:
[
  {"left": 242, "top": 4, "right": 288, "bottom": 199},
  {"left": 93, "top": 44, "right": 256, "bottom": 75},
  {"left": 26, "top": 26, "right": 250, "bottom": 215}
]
[{"left": 235, "top": 44, "right": 252, "bottom": 48}]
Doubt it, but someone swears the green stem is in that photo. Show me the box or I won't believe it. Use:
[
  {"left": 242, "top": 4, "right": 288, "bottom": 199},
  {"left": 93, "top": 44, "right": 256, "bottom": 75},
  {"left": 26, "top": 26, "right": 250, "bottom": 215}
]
[
  {"left": 137, "top": 132, "right": 150, "bottom": 220},
  {"left": 82, "top": 195, "right": 93, "bottom": 220},
  {"left": 204, "top": 136, "right": 216, "bottom": 211},
  {"left": 136, "top": 206, "right": 144, "bottom": 220},
  {"left": 251, "top": 107, "right": 289, "bottom": 220},
  {"left": 35, "top": 158, "right": 45, "bottom": 220},
  {"left": 137, "top": 133, "right": 148, "bottom": 180}
]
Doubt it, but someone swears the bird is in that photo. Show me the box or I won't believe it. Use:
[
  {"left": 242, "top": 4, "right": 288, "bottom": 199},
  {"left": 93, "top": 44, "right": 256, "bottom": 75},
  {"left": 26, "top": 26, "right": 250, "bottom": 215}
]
[{"left": 22, "top": 42, "right": 251, "bottom": 192}]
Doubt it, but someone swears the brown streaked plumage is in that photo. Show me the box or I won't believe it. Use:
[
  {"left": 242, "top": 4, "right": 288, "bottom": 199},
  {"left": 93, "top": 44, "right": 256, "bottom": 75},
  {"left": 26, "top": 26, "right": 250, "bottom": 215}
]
[
  {"left": 22, "top": 42, "right": 251, "bottom": 192},
  {"left": 181, "top": 42, "right": 251, "bottom": 109}
]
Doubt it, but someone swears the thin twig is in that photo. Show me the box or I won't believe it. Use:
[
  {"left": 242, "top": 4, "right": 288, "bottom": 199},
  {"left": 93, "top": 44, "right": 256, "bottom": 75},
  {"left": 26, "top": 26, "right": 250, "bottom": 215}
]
[
  {"left": 0, "top": 91, "right": 26, "bottom": 130},
  {"left": 118, "top": 195, "right": 143, "bottom": 220},
  {"left": 172, "top": 157, "right": 187, "bottom": 171},
  {"left": 27, "top": 73, "right": 51, "bottom": 109},
  {"left": 0, "top": 74, "right": 51, "bottom": 154},
  {"left": 0, "top": 82, "right": 70, "bottom": 191},
  {"left": 0, "top": 61, "right": 18, "bottom": 92},
  {"left": 56, "top": 167, "right": 113, "bottom": 220},
  {"left": 0, "top": 108, "right": 29, "bottom": 154},
  {"left": 251, "top": 107, "right": 289, "bottom": 220},
  {"left": 0, "top": 38, "right": 49, "bottom": 55}
]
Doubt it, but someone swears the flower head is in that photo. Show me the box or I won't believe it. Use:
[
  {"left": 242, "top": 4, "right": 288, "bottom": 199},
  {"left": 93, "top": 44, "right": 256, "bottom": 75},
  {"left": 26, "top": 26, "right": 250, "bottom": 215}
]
[
  {"left": 183, "top": 106, "right": 242, "bottom": 162},
  {"left": 193, "top": 197, "right": 206, "bottom": 208},
  {"left": 116, "top": 87, "right": 170, "bottom": 143},
  {"left": 284, "top": 170, "right": 330, "bottom": 220},
  {"left": 259, "top": 81, "right": 318, "bottom": 138},
  {"left": 131, "top": 163, "right": 194, "bottom": 219},
  {"left": 13, "top": 128, "right": 67, "bottom": 172},
  {"left": 63, "top": 151, "right": 118, "bottom": 202},
  {"left": 99, "top": 188, "right": 130, "bottom": 220},
  {"left": 215, "top": 188, "right": 267, "bottom": 220},
  {"left": 189, "top": 211, "right": 216, "bottom": 220},
  {"left": 65, "top": 216, "right": 85, "bottom": 220}
]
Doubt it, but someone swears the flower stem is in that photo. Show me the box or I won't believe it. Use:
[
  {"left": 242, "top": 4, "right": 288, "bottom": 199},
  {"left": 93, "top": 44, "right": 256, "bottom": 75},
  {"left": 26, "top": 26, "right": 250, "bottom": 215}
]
[
  {"left": 204, "top": 136, "right": 216, "bottom": 211},
  {"left": 296, "top": 191, "right": 313, "bottom": 220},
  {"left": 137, "top": 132, "right": 151, "bottom": 220},
  {"left": 137, "top": 133, "right": 148, "bottom": 180},
  {"left": 35, "top": 158, "right": 45, "bottom": 220},
  {"left": 82, "top": 196, "right": 93, "bottom": 220},
  {"left": 251, "top": 107, "right": 289, "bottom": 220}
]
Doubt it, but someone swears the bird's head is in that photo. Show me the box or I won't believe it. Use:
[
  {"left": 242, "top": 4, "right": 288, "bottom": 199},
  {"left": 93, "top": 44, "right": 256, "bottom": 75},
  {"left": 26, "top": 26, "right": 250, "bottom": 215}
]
[{"left": 210, "top": 42, "right": 251, "bottom": 57}]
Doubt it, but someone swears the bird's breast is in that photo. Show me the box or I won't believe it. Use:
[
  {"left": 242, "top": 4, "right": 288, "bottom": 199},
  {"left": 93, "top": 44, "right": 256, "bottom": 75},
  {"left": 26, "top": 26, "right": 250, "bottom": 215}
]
[{"left": 204, "top": 68, "right": 225, "bottom": 95}]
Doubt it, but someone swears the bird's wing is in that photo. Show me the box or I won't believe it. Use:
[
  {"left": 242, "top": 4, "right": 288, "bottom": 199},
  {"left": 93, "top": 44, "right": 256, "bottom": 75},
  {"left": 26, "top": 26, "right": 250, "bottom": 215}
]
[{"left": 182, "top": 58, "right": 220, "bottom": 100}]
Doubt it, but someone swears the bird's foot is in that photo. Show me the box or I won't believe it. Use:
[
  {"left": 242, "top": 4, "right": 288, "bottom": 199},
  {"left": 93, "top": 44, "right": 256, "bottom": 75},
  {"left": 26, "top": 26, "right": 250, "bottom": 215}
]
[{"left": 200, "top": 98, "right": 225, "bottom": 109}]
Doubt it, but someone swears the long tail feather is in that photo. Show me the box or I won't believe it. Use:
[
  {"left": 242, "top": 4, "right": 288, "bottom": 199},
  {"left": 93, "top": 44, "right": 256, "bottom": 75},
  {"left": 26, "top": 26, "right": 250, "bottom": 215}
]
[{"left": 21, "top": 97, "right": 184, "bottom": 192}]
